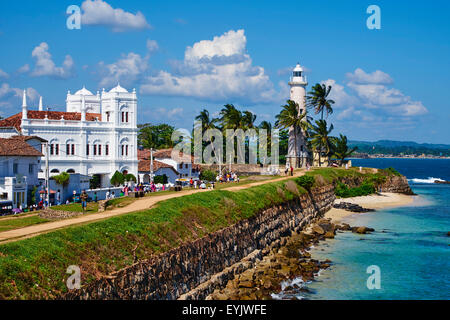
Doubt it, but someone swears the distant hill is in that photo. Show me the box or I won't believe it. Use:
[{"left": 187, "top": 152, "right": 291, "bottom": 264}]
[{"left": 348, "top": 140, "right": 450, "bottom": 156}]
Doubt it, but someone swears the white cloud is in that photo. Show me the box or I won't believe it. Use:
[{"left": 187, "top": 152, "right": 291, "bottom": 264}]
[
  {"left": 0, "top": 82, "right": 39, "bottom": 111},
  {"left": 140, "top": 29, "right": 282, "bottom": 104},
  {"left": 0, "top": 69, "right": 9, "bottom": 79},
  {"left": 346, "top": 68, "right": 393, "bottom": 84},
  {"left": 153, "top": 107, "right": 184, "bottom": 120},
  {"left": 30, "top": 42, "right": 74, "bottom": 79},
  {"left": 146, "top": 39, "right": 159, "bottom": 52},
  {"left": 98, "top": 52, "right": 148, "bottom": 88},
  {"left": 17, "top": 64, "right": 30, "bottom": 74},
  {"left": 81, "top": 0, "right": 150, "bottom": 32},
  {"left": 323, "top": 68, "right": 427, "bottom": 127}
]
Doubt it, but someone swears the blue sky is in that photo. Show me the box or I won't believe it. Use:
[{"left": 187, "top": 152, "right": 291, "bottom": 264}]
[{"left": 0, "top": 0, "right": 449, "bottom": 143}]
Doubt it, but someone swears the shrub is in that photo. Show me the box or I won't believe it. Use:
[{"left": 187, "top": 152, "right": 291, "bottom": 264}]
[
  {"left": 295, "top": 175, "right": 315, "bottom": 190},
  {"left": 335, "top": 181, "right": 375, "bottom": 198},
  {"left": 124, "top": 173, "right": 137, "bottom": 183},
  {"left": 200, "top": 170, "right": 216, "bottom": 182},
  {"left": 154, "top": 174, "right": 168, "bottom": 184},
  {"left": 110, "top": 171, "right": 124, "bottom": 186},
  {"left": 384, "top": 167, "right": 402, "bottom": 176},
  {"left": 52, "top": 172, "right": 70, "bottom": 186}
]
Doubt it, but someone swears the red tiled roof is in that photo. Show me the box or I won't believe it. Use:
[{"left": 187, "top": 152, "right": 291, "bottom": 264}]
[
  {"left": 0, "top": 136, "right": 44, "bottom": 157},
  {"left": 138, "top": 159, "right": 179, "bottom": 174},
  {"left": 0, "top": 111, "right": 102, "bottom": 132},
  {"left": 138, "top": 149, "right": 150, "bottom": 160}
]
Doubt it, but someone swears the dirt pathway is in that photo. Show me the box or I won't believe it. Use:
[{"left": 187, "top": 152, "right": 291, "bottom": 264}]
[{"left": 0, "top": 171, "right": 305, "bottom": 244}]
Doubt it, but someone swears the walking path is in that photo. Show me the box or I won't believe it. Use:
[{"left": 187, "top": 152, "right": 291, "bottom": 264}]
[{"left": 0, "top": 171, "right": 305, "bottom": 244}]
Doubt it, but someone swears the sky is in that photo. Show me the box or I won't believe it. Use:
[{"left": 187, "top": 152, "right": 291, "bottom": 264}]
[{"left": 0, "top": 0, "right": 449, "bottom": 143}]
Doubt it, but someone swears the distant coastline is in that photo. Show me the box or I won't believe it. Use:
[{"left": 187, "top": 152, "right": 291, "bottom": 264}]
[{"left": 350, "top": 155, "right": 450, "bottom": 160}]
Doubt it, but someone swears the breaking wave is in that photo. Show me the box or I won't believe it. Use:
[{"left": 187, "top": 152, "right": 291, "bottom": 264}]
[{"left": 409, "top": 177, "right": 445, "bottom": 184}]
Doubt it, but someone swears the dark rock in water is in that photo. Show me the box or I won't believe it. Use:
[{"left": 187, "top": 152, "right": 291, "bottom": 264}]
[
  {"left": 447, "top": 231, "right": 450, "bottom": 237},
  {"left": 352, "top": 226, "right": 375, "bottom": 234},
  {"left": 435, "top": 180, "right": 450, "bottom": 184},
  {"left": 333, "top": 202, "right": 375, "bottom": 213}
]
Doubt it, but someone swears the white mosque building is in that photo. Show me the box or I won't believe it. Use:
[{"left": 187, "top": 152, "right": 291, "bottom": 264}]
[{"left": 0, "top": 84, "right": 139, "bottom": 187}]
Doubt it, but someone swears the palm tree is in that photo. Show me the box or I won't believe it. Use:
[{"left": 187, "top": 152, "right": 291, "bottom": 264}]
[
  {"left": 241, "top": 110, "right": 257, "bottom": 129},
  {"left": 275, "top": 100, "right": 308, "bottom": 167},
  {"left": 310, "top": 120, "right": 335, "bottom": 167},
  {"left": 195, "top": 109, "right": 218, "bottom": 132},
  {"left": 195, "top": 109, "right": 220, "bottom": 166},
  {"left": 333, "top": 134, "right": 358, "bottom": 166},
  {"left": 219, "top": 104, "right": 242, "bottom": 129},
  {"left": 307, "top": 83, "right": 335, "bottom": 120}
]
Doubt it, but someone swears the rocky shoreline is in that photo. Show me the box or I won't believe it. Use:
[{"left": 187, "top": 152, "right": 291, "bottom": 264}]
[{"left": 207, "top": 218, "right": 375, "bottom": 300}]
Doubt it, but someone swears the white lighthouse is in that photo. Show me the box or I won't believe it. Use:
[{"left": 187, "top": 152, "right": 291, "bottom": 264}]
[{"left": 286, "top": 63, "right": 309, "bottom": 168}]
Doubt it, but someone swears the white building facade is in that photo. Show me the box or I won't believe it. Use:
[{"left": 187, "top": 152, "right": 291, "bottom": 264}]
[
  {"left": 0, "top": 85, "right": 139, "bottom": 187},
  {"left": 0, "top": 136, "right": 45, "bottom": 208}
]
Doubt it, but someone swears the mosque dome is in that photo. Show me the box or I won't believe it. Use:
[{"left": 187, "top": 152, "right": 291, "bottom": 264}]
[
  {"left": 109, "top": 84, "right": 128, "bottom": 93},
  {"left": 75, "top": 86, "right": 94, "bottom": 96}
]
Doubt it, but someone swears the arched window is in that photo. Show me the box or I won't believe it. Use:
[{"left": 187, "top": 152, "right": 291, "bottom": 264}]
[
  {"left": 67, "top": 169, "right": 75, "bottom": 173},
  {"left": 51, "top": 169, "right": 60, "bottom": 173}
]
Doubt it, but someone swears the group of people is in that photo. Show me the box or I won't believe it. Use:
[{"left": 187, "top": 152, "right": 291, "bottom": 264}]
[
  {"left": 189, "top": 178, "right": 209, "bottom": 189},
  {"left": 216, "top": 172, "right": 240, "bottom": 183}
]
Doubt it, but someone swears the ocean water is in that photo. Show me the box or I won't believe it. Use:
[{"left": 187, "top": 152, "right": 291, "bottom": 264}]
[{"left": 302, "top": 158, "right": 450, "bottom": 300}]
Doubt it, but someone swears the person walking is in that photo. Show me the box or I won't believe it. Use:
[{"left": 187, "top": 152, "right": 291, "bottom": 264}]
[
  {"left": 290, "top": 166, "right": 294, "bottom": 176},
  {"left": 56, "top": 189, "right": 61, "bottom": 205},
  {"left": 80, "top": 190, "right": 88, "bottom": 213},
  {"left": 93, "top": 192, "right": 98, "bottom": 203}
]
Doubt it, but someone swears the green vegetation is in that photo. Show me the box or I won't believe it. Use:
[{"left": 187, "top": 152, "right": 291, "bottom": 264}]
[
  {"left": 105, "top": 197, "right": 135, "bottom": 210},
  {"left": 110, "top": 171, "right": 124, "bottom": 186},
  {"left": 349, "top": 140, "right": 450, "bottom": 157},
  {"left": 52, "top": 172, "right": 70, "bottom": 186},
  {"left": 124, "top": 173, "right": 137, "bottom": 183},
  {"left": 50, "top": 202, "right": 99, "bottom": 213},
  {"left": 384, "top": 167, "right": 402, "bottom": 176},
  {"left": 0, "top": 177, "right": 306, "bottom": 299},
  {"left": 0, "top": 168, "right": 402, "bottom": 299},
  {"left": 0, "top": 215, "right": 49, "bottom": 232},
  {"left": 335, "top": 181, "right": 375, "bottom": 198},
  {"left": 154, "top": 174, "right": 168, "bottom": 184},
  {"left": 138, "top": 123, "right": 177, "bottom": 149},
  {"left": 295, "top": 175, "right": 315, "bottom": 190},
  {"left": 200, "top": 170, "right": 216, "bottom": 182}
]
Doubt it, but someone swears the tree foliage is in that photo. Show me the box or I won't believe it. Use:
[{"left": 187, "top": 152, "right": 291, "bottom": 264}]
[
  {"left": 53, "top": 172, "right": 70, "bottom": 187},
  {"left": 110, "top": 171, "right": 124, "bottom": 186}
]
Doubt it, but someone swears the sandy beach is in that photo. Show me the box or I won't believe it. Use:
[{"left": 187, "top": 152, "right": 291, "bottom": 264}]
[{"left": 325, "top": 193, "right": 415, "bottom": 223}]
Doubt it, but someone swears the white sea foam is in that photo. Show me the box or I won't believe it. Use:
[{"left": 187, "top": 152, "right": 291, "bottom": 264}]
[{"left": 409, "top": 177, "right": 445, "bottom": 184}]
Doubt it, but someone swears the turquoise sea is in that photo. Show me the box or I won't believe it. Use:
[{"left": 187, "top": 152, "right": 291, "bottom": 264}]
[{"left": 303, "top": 158, "right": 450, "bottom": 300}]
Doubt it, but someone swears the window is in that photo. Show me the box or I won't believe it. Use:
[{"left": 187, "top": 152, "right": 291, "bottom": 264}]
[
  {"left": 185, "top": 164, "right": 188, "bottom": 169},
  {"left": 93, "top": 145, "right": 97, "bottom": 156},
  {"left": 67, "top": 144, "right": 75, "bottom": 155},
  {"left": 55, "top": 144, "right": 59, "bottom": 155},
  {"left": 98, "top": 145, "right": 102, "bottom": 156},
  {"left": 125, "top": 112, "right": 129, "bottom": 123},
  {"left": 126, "top": 145, "right": 129, "bottom": 156},
  {"left": 121, "top": 145, "right": 124, "bottom": 156},
  {"left": 179, "top": 163, "right": 183, "bottom": 169},
  {"left": 106, "top": 112, "right": 110, "bottom": 122},
  {"left": 105, "top": 145, "right": 109, "bottom": 156},
  {"left": 293, "top": 71, "right": 302, "bottom": 77},
  {"left": 86, "top": 144, "right": 90, "bottom": 156},
  {"left": 29, "top": 164, "right": 34, "bottom": 174},
  {"left": 121, "top": 112, "right": 124, "bottom": 123},
  {"left": 13, "top": 163, "right": 18, "bottom": 174},
  {"left": 50, "top": 144, "right": 54, "bottom": 155}
]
